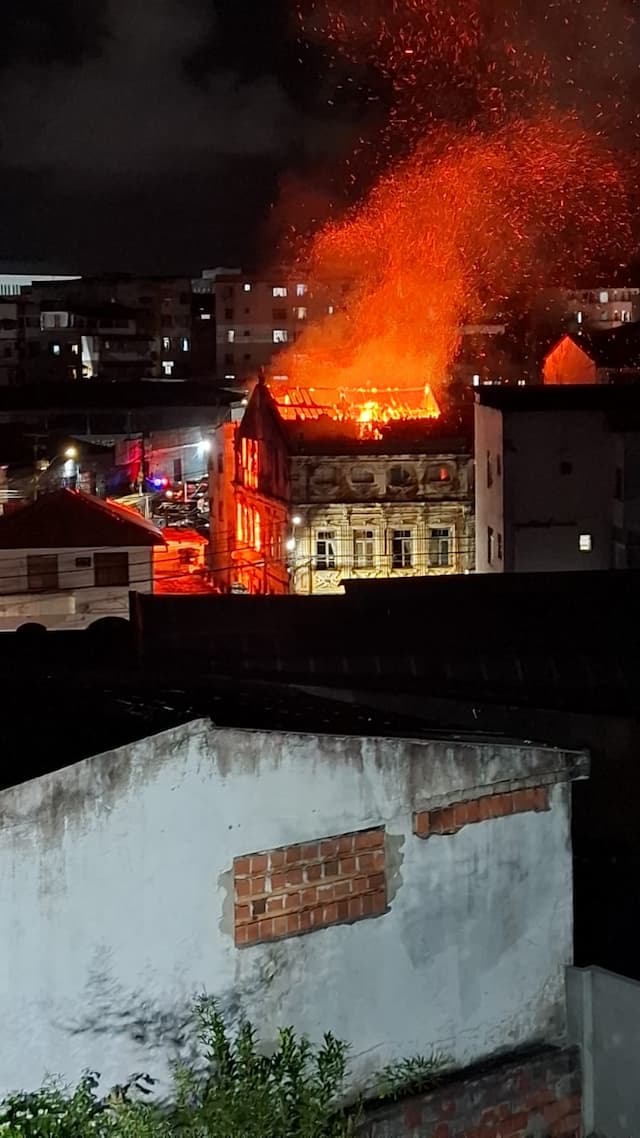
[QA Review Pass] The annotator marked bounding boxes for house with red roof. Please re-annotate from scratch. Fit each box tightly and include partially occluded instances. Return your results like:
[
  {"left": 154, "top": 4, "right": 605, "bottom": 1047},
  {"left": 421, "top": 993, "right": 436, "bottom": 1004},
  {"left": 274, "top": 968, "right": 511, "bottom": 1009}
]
[{"left": 0, "top": 489, "right": 165, "bottom": 631}]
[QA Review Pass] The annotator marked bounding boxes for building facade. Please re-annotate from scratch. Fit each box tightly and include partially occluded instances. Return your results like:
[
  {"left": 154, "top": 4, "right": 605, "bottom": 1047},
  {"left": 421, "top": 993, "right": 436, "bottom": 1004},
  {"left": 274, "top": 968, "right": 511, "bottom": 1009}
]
[
  {"left": 0, "top": 275, "right": 219, "bottom": 385},
  {"left": 0, "top": 488, "right": 164, "bottom": 629},
  {"left": 0, "top": 714, "right": 586, "bottom": 1095},
  {"left": 210, "top": 383, "right": 474, "bottom": 594},
  {"left": 199, "top": 268, "right": 347, "bottom": 386},
  {"left": 475, "top": 386, "right": 640, "bottom": 573}
]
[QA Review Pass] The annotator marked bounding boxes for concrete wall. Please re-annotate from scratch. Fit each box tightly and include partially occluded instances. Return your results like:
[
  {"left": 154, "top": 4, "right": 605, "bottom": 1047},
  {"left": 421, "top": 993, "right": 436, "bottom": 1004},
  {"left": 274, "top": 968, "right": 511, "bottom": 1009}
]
[
  {"left": 0, "top": 722, "right": 583, "bottom": 1095},
  {"left": 474, "top": 405, "right": 505, "bottom": 572},
  {"left": 0, "top": 546, "right": 153, "bottom": 630},
  {"left": 567, "top": 965, "right": 640, "bottom": 1138}
]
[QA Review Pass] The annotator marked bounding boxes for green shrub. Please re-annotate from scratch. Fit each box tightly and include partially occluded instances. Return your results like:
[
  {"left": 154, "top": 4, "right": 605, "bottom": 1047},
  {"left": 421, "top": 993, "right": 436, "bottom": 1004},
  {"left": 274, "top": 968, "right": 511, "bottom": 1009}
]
[{"left": 0, "top": 999, "right": 355, "bottom": 1138}]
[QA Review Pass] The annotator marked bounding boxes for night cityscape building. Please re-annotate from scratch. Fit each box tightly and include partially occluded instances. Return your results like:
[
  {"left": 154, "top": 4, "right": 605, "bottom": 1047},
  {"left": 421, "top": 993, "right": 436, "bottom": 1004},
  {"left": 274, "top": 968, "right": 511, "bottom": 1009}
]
[
  {"left": 475, "top": 385, "right": 640, "bottom": 573},
  {"left": 209, "top": 378, "right": 474, "bottom": 594}
]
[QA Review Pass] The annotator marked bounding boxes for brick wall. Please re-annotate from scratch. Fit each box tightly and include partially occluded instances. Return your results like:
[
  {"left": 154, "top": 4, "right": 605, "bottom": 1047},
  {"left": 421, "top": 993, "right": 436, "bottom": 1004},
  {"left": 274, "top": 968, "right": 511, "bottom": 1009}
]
[
  {"left": 360, "top": 1046, "right": 581, "bottom": 1138},
  {"left": 414, "top": 787, "right": 550, "bottom": 839},
  {"left": 234, "top": 827, "right": 387, "bottom": 946}
]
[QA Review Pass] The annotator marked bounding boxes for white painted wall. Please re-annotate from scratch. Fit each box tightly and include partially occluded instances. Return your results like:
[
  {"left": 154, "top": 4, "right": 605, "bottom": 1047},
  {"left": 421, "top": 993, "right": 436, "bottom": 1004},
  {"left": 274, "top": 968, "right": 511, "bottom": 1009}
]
[
  {"left": 0, "top": 546, "right": 153, "bottom": 630},
  {"left": 474, "top": 404, "right": 505, "bottom": 571},
  {"left": 0, "top": 723, "right": 582, "bottom": 1096}
]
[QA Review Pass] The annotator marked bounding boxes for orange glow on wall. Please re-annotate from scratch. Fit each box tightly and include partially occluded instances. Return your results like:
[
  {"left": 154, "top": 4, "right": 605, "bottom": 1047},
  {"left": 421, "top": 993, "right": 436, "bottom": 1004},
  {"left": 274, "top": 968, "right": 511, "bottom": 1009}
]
[{"left": 240, "top": 437, "right": 260, "bottom": 488}]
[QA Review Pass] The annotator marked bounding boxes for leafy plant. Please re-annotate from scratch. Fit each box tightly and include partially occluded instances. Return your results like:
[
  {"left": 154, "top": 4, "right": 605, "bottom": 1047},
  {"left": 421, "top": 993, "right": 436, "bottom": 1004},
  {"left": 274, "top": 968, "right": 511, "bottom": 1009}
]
[
  {"left": 0, "top": 999, "right": 356, "bottom": 1138},
  {"left": 170, "top": 996, "right": 355, "bottom": 1137},
  {"left": 372, "top": 1053, "right": 448, "bottom": 1102}
]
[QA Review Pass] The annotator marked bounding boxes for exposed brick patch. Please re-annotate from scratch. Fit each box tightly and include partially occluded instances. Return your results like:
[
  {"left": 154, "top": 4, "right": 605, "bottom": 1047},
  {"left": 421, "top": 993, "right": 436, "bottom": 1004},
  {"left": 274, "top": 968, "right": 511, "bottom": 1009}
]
[
  {"left": 234, "top": 827, "right": 386, "bottom": 947},
  {"left": 413, "top": 787, "right": 550, "bottom": 839},
  {"left": 360, "top": 1047, "right": 581, "bottom": 1138}
]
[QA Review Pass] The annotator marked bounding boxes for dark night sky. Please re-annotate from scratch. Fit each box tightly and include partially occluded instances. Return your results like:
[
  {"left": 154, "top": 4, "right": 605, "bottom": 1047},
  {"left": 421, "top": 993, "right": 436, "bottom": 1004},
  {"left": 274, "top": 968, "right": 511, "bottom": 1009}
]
[
  {"left": 3, "top": 1, "right": 640, "bottom": 277},
  {"left": 0, "top": 0, "right": 342, "bottom": 274}
]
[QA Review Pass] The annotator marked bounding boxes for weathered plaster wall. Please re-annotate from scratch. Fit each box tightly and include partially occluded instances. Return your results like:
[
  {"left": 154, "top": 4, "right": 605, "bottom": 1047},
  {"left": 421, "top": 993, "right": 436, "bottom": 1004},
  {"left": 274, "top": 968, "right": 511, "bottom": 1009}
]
[{"left": 0, "top": 723, "right": 582, "bottom": 1095}]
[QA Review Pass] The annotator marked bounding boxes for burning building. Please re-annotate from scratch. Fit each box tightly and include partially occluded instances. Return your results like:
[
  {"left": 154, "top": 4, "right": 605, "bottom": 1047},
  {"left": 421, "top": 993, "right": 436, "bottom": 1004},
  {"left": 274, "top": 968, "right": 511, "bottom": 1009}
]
[{"left": 210, "top": 377, "right": 474, "bottom": 595}]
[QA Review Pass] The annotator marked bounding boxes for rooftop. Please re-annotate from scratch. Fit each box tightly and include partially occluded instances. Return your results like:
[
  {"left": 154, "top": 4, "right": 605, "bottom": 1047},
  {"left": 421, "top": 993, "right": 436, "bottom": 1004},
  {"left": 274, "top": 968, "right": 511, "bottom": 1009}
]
[
  {"left": 476, "top": 383, "right": 640, "bottom": 414},
  {"left": 0, "top": 673, "right": 479, "bottom": 793},
  {"left": 0, "top": 489, "right": 165, "bottom": 550}
]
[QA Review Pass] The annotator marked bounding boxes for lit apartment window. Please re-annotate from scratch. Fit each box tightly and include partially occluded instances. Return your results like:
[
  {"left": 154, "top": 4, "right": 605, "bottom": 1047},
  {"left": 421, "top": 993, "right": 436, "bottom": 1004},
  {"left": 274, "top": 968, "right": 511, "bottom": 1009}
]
[
  {"left": 579, "top": 533, "right": 592, "bottom": 552},
  {"left": 162, "top": 361, "right": 174, "bottom": 376},
  {"left": 391, "top": 529, "right": 413, "bottom": 569},
  {"left": 429, "top": 527, "right": 451, "bottom": 568},
  {"left": 227, "top": 329, "right": 235, "bottom": 343},
  {"left": 316, "top": 530, "right": 337, "bottom": 570},
  {"left": 181, "top": 337, "right": 190, "bottom": 352},
  {"left": 353, "top": 528, "right": 375, "bottom": 568},
  {"left": 243, "top": 283, "right": 252, "bottom": 292},
  {"left": 51, "top": 343, "right": 61, "bottom": 356},
  {"left": 296, "top": 307, "right": 308, "bottom": 320},
  {"left": 162, "top": 336, "right": 171, "bottom": 350},
  {"left": 200, "top": 312, "right": 211, "bottom": 320},
  {"left": 576, "top": 311, "right": 583, "bottom": 324},
  {"left": 599, "top": 291, "right": 609, "bottom": 303},
  {"left": 296, "top": 284, "right": 307, "bottom": 296},
  {"left": 273, "top": 329, "right": 289, "bottom": 344},
  {"left": 273, "top": 286, "right": 288, "bottom": 297},
  {"left": 328, "top": 305, "right": 335, "bottom": 315}
]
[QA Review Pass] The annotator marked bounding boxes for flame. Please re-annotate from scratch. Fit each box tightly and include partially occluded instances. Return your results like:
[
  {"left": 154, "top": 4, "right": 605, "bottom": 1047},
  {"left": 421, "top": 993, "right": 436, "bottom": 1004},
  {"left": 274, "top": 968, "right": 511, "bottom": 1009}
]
[{"left": 264, "top": 3, "right": 633, "bottom": 434}]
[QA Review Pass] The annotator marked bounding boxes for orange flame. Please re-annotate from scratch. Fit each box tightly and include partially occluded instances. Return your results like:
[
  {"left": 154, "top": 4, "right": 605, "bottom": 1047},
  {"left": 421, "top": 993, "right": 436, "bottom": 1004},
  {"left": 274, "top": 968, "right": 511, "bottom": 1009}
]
[{"left": 268, "top": 116, "right": 631, "bottom": 426}]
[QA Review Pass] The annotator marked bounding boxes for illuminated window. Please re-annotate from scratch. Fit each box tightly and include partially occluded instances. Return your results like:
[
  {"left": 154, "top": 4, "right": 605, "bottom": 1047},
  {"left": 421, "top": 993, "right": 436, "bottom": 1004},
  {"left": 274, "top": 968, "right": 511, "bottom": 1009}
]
[
  {"left": 273, "top": 286, "right": 287, "bottom": 297},
  {"left": 316, "top": 530, "right": 337, "bottom": 570},
  {"left": 579, "top": 533, "right": 592, "bottom": 552},
  {"left": 162, "top": 361, "right": 174, "bottom": 376},
  {"left": 243, "top": 283, "right": 252, "bottom": 292},
  {"left": 181, "top": 337, "right": 190, "bottom": 352},
  {"left": 236, "top": 502, "right": 243, "bottom": 541},
  {"left": 162, "top": 336, "right": 171, "bottom": 350},
  {"left": 576, "top": 312, "right": 583, "bottom": 324},
  {"left": 51, "top": 343, "right": 61, "bottom": 356},
  {"left": 227, "top": 329, "right": 235, "bottom": 343},
  {"left": 391, "top": 529, "right": 413, "bottom": 569},
  {"left": 429, "top": 528, "right": 451, "bottom": 568},
  {"left": 71, "top": 344, "right": 79, "bottom": 355},
  {"left": 353, "top": 528, "right": 375, "bottom": 568},
  {"left": 599, "top": 291, "right": 609, "bottom": 303},
  {"left": 296, "top": 307, "right": 308, "bottom": 320},
  {"left": 427, "top": 464, "right": 451, "bottom": 484},
  {"left": 273, "top": 329, "right": 289, "bottom": 344},
  {"left": 200, "top": 312, "right": 211, "bottom": 320},
  {"left": 328, "top": 305, "right": 335, "bottom": 315},
  {"left": 296, "top": 284, "right": 307, "bottom": 296},
  {"left": 254, "top": 511, "right": 261, "bottom": 552}
]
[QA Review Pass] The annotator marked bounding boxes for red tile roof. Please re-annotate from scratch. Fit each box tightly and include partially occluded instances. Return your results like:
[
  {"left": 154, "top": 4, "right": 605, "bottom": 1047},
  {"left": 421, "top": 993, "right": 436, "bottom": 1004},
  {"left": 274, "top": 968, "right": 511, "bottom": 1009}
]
[{"left": 0, "top": 489, "right": 165, "bottom": 550}]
